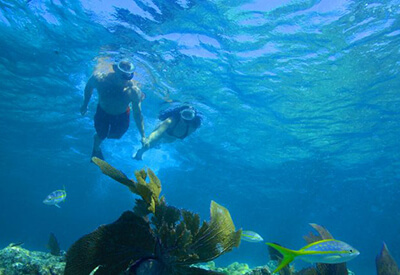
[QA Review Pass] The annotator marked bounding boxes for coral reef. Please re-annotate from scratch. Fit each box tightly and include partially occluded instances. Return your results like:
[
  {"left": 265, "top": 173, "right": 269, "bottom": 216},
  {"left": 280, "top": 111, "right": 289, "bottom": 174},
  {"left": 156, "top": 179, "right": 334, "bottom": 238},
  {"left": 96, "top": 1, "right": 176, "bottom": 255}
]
[
  {"left": 198, "top": 261, "right": 253, "bottom": 274},
  {"left": 0, "top": 243, "right": 65, "bottom": 275},
  {"left": 376, "top": 242, "right": 400, "bottom": 275},
  {"left": 0, "top": 243, "right": 361, "bottom": 275},
  {"left": 198, "top": 260, "right": 356, "bottom": 275},
  {"left": 65, "top": 158, "right": 242, "bottom": 275},
  {"left": 248, "top": 267, "right": 272, "bottom": 275}
]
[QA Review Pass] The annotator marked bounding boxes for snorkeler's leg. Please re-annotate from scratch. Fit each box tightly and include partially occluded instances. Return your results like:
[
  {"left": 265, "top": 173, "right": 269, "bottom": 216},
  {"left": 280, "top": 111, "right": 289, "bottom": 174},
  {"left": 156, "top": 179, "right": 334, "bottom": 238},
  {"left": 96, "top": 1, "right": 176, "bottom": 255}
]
[
  {"left": 132, "top": 137, "right": 154, "bottom": 160},
  {"left": 133, "top": 146, "right": 147, "bottom": 160},
  {"left": 92, "top": 105, "right": 110, "bottom": 161},
  {"left": 91, "top": 134, "right": 104, "bottom": 160}
]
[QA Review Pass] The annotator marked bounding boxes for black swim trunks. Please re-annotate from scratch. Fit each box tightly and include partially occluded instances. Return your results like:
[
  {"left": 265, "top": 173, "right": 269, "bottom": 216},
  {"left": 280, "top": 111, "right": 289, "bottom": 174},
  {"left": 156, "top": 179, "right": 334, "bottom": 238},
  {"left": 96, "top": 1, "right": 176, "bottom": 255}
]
[{"left": 94, "top": 105, "right": 130, "bottom": 140}]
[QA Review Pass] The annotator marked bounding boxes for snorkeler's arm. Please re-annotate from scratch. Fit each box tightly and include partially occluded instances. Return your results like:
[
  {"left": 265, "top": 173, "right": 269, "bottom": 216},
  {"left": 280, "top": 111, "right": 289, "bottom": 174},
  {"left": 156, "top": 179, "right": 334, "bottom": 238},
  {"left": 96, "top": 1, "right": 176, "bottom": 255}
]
[
  {"left": 131, "top": 90, "right": 146, "bottom": 141},
  {"left": 80, "top": 76, "right": 96, "bottom": 115},
  {"left": 132, "top": 118, "right": 173, "bottom": 160},
  {"left": 145, "top": 118, "right": 173, "bottom": 148}
]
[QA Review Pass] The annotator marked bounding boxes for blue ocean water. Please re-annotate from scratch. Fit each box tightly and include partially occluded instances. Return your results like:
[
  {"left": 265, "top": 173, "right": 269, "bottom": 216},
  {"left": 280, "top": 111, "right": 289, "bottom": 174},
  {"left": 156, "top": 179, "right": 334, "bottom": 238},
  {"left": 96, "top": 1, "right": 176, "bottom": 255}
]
[{"left": 0, "top": 0, "right": 399, "bottom": 274}]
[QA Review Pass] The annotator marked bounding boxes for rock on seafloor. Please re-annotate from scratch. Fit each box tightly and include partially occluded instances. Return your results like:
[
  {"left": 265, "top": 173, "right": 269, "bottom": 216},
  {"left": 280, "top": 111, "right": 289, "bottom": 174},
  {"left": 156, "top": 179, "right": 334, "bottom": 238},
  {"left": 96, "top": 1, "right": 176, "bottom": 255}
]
[{"left": 0, "top": 244, "right": 65, "bottom": 275}]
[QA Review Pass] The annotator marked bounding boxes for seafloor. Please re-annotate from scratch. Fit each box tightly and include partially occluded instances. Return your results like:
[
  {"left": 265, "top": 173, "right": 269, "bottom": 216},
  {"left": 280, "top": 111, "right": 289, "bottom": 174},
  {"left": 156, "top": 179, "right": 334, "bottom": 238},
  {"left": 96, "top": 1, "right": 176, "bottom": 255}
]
[
  {"left": 0, "top": 244, "right": 65, "bottom": 275},
  {"left": 0, "top": 243, "right": 357, "bottom": 275}
]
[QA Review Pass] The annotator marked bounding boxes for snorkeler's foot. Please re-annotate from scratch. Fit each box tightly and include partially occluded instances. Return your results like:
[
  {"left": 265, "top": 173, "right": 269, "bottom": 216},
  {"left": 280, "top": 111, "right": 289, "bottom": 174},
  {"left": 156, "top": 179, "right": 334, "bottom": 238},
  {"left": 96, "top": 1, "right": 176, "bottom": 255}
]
[
  {"left": 91, "top": 147, "right": 104, "bottom": 161},
  {"left": 132, "top": 149, "right": 143, "bottom": 161}
]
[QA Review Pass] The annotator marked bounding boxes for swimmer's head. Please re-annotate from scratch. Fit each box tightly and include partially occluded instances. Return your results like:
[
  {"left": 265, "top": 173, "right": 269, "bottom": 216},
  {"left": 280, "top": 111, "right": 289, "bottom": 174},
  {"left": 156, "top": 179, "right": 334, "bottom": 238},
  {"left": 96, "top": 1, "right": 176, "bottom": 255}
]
[
  {"left": 116, "top": 60, "right": 135, "bottom": 80},
  {"left": 180, "top": 106, "right": 196, "bottom": 121}
]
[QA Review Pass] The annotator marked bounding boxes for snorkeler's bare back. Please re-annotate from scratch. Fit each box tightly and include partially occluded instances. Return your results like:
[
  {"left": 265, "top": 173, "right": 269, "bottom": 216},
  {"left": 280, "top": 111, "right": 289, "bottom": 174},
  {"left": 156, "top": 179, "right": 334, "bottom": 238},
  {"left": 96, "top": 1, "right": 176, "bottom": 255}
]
[{"left": 94, "top": 73, "right": 140, "bottom": 115}]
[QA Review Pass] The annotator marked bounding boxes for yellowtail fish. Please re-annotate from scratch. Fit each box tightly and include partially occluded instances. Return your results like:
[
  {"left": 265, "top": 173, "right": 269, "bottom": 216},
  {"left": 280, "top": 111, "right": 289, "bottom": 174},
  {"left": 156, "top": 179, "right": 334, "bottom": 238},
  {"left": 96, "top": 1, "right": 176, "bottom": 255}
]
[
  {"left": 241, "top": 230, "right": 264, "bottom": 243},
  {"left": 43, "top": 187, "right": 67, "bottom": 208},
  {"left": 267, "top": 239, "right": 359, "bottom": 273}
]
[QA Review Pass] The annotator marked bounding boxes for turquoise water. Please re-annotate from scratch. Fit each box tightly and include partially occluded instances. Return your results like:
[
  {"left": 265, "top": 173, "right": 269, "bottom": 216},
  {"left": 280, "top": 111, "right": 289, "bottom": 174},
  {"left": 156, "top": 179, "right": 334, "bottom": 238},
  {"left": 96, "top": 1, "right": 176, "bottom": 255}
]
[{"left": 1, "top": 0, "right": 399, "bottom": 274}]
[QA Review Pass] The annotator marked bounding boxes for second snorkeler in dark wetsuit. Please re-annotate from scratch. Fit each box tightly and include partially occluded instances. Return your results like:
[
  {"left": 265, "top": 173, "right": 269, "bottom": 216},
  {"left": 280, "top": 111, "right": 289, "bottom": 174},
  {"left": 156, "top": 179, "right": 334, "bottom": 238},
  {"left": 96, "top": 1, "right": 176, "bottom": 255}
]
[{"left": 133, "top": 104, "right": 202, "bottom": 160}]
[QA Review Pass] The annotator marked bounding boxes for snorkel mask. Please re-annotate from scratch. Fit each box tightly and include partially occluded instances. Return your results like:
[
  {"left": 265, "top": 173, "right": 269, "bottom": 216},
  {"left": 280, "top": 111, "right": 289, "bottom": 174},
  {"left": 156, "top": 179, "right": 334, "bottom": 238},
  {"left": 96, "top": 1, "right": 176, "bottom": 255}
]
[
  {"left": 117, "top": 60, "right": 135, "bottom": 80},
  {"left": 180, "top": 106, "right": 196, "bottom": 121}
]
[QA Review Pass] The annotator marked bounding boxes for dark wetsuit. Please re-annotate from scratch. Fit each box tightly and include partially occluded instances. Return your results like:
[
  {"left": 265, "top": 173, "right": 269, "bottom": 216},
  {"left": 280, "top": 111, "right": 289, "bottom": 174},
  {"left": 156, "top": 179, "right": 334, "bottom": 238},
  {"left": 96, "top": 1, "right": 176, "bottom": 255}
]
[
  {"left": 166, "top": 112, "right": 202, "bottom": 139},
  {"left": 167, "top": 119, "right": 192, "bottom": 139},
  {"left": 159, "top": 105, "right": 202, "bottom": 139},
  {"left": 94, "top": 105, "right": 130, "bottom": 140}
]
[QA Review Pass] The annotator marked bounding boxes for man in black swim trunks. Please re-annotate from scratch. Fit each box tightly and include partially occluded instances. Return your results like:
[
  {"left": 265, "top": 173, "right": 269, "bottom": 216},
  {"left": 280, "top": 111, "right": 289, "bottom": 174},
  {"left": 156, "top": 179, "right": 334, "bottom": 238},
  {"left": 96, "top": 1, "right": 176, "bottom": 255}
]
[
  {"left": 133, "top": 104, "right": 201, "bottom": 160},
  {"left": 80, "top": 60, "right": 146, "bottom": 160}
]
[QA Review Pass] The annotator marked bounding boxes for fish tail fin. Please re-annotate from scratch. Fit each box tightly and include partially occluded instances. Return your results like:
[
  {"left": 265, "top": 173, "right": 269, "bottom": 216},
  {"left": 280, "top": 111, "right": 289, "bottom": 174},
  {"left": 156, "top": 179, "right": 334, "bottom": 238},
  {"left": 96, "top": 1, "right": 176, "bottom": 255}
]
[{"left": 266, "top": 242, "right": 298, "bottom": 274}]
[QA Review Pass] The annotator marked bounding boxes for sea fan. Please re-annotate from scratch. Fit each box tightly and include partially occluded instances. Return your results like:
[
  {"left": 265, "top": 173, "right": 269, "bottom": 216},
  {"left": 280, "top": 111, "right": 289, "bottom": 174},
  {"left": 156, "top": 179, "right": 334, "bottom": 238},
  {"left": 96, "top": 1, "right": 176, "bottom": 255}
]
[{"left": 64, "top": 158, "right": 241, "bottom": 275}]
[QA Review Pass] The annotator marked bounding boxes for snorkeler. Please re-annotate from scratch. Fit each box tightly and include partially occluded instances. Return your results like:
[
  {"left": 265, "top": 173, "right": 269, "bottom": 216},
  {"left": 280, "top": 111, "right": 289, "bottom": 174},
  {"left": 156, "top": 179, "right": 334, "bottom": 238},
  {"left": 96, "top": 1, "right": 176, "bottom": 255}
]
[
  {"left": 80, "top": 60, "right": 146, "bottom": 160},
  {"left": 133, "top": 104, "right": 202, "bottom": 160}
]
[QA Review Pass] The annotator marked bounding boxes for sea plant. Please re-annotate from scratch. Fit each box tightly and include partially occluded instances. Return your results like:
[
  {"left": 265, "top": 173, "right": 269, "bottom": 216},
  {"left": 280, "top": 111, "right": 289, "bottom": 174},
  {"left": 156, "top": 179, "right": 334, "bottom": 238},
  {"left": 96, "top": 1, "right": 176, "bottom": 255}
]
[
  {"left": 46, "top": 233, "right": 61, "bottom": 256},
  {"left": 64, "top": 157, "right": 241, "bottom": 275},
  {"left": 376, "top": 242, "right": 400, "bottom": 275}
]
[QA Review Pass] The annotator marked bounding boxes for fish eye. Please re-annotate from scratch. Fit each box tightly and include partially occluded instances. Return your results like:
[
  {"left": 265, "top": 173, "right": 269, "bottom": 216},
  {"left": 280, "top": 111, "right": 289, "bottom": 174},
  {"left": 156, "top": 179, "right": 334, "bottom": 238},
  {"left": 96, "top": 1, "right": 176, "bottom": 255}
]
[{"left": 349, "top": 249, "right": 353, "bottom": 253}]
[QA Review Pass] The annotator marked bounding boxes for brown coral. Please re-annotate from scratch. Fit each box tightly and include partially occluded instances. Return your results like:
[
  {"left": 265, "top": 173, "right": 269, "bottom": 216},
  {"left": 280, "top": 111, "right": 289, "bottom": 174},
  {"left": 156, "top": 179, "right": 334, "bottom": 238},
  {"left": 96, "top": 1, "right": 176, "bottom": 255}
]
[
  {"left": 65, "top": 158, "right": 241, "bottom": 275},
  {"left": 376, "top": 242, "right": 400, "bottom": 275},
  {"left": 46, "top": 233, "right": 60, "bottom": 256},
  {"left": 65, "top": 211, "right": 155, "bottom": 275}
]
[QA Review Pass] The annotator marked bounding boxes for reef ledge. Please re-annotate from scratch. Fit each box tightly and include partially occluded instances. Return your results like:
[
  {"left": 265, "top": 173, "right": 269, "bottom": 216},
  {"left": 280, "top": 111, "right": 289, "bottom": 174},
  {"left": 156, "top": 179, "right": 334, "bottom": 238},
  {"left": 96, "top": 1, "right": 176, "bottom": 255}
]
[{"left": 0, "top": 244, "right": 65, "bottom": 275}]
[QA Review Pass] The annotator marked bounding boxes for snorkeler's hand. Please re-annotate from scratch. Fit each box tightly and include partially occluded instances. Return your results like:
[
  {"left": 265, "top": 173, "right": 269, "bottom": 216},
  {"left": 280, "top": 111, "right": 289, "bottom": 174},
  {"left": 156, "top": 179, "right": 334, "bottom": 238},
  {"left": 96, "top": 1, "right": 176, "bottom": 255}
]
[
  {"left": 141, "top": 136, "right": 147, "bottom": 146},
  {"left": 132, "top": 148, "right": 144, "bottom": 161},
  {"left": 80, "top": 105, "right": 88, "bottom": 116}
]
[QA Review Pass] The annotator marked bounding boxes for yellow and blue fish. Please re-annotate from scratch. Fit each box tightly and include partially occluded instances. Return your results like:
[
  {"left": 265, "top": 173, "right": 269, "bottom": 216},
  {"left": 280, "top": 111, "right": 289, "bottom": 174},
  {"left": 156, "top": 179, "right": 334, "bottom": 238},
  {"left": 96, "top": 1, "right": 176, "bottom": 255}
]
[
  {"left": 267, "top": 239, "right": 360, "bottom": 273},
  {"left": 43, "top": 187, "right": 67, "bottom": 208},
  {"left": 241, "top": 230, "right": 264, "bottom": 243}
]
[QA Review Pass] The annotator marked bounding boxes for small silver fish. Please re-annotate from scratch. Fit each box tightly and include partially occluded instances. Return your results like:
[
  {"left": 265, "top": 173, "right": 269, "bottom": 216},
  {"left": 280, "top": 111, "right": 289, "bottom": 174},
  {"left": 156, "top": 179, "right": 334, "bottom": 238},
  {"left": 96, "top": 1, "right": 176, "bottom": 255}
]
[
  {"left": 43, "top": 187, "right": 67, "bottom": 208},
  {"left": 241, "top": 230, "right": 264, "bottom": 243},
  {"left": 8, "top": 242, "right": 24, "bottom": 248}
]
